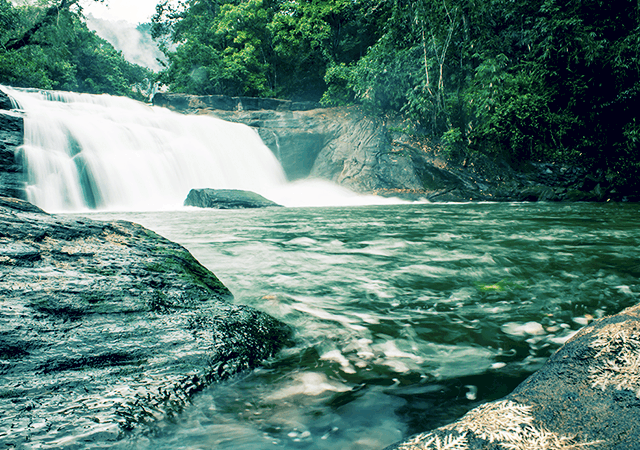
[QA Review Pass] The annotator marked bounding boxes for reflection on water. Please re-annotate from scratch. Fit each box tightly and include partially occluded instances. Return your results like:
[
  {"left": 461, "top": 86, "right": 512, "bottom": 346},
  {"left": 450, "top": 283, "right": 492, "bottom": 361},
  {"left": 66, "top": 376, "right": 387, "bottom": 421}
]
[{"left": 71, "top": 202, "right": 640, "bottom": 449}]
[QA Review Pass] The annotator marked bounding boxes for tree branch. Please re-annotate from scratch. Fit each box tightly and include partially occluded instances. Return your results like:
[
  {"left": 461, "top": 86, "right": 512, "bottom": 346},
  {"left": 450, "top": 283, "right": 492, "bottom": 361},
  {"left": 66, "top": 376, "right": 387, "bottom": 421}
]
[{"left": 5, "top": 0, "right": 81, "bottom": 51}]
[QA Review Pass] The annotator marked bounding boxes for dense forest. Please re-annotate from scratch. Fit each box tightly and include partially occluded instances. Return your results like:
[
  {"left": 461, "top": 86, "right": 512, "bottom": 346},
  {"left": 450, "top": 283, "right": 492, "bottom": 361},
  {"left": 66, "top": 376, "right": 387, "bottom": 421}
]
[
  {"left": 1, "top": 0, "right": 639, "bottom": 194},
  {"left": 0, "top": 0, "right": 153, "bottom": 99},
  {"left": 150, "top": 0, "right": 639, "bottom": 193}
]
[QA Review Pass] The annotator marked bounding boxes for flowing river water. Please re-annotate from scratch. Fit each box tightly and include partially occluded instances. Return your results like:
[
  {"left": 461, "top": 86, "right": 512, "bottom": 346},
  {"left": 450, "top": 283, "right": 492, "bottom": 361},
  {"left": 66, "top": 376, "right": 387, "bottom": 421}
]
[{"left": 67, "top": 201, "right": 640, "bottom": 450}]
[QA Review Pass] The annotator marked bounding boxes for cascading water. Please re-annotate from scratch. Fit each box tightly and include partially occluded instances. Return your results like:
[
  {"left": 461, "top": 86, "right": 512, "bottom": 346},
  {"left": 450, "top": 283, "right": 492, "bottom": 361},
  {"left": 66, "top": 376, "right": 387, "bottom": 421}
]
[{"left": 1, "top": 86, "right": 288, "bottom": 212}]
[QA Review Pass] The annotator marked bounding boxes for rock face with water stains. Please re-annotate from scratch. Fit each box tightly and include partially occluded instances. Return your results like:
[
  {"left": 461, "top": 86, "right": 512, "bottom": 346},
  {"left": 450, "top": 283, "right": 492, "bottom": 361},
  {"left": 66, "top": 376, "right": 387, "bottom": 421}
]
[
  {"left": 0, "top": 90, "right": 24, "bottom": 200},
  {"left": 184, "top": 188, "right": 282, "bottom": 209},
  {"left": 0, "top": 197, "right": 291, "bottom": 448},
  {"left": 153, "top": 93, "right": 481, "bottom": 201},
  {"left": 153, "top": 93, "right": 634, "bottom": 202},
  {"left": 384, "top": 303, "right": 640, "bottom": 450}
]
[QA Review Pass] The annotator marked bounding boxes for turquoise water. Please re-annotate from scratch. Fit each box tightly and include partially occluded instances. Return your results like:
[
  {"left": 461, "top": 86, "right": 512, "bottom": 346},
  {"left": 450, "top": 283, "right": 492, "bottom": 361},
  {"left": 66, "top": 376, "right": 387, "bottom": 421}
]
[{"left": 73, "top": 202, "right": 640, "bottom": 449}]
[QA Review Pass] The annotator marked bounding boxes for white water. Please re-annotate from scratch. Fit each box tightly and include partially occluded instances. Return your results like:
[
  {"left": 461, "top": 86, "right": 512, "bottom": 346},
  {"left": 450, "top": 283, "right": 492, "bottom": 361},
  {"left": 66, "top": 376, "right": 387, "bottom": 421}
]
[
  {"left": 2, "top": 86, "right": 288, "bottom": 211},
  {"left": 1, "top": 87, "right": 402, "bottom": 212}
]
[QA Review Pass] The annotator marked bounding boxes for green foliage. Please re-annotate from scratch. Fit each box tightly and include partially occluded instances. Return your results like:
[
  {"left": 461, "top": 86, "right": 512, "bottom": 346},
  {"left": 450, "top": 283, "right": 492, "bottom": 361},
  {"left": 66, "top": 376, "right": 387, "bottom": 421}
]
[
  {"left": 3, "top": 0, "right": 639, "bottom": 193},
  {"left": 152, "top": 0, "right": 385, "bottom": 100},
  {"left": 320, "top": 62, "right": 353, "bottom": 106},
  {"left": 0, "top": 0, "right": 153, "bottom": 100}
]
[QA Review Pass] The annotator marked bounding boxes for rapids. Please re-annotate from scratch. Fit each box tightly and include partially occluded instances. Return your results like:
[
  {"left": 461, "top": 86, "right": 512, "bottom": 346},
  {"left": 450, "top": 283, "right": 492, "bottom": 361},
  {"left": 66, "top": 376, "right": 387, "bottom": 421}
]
[{"left": 68, "top": 202, "right": 640, "bottom": 449}]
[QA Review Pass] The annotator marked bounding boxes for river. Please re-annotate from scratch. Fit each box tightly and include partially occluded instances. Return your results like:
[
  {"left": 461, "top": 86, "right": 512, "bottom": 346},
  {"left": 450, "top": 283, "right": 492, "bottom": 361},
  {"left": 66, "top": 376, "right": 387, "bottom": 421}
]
[{"left": 67, "top": 201, "right": 640, "bottom": 449}]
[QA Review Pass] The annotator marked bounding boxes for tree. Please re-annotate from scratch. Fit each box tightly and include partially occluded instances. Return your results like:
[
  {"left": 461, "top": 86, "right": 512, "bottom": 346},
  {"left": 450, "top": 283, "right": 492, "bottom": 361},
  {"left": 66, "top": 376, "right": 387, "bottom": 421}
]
[
  {"left": 4, "top": 0, "right": 102, "bottom": 51},
  {"left": 151, "top": 0, "right": 385, "bottom": 100},
  {"left": 0, "top": 0, "right": 153, "bottom": 99}
]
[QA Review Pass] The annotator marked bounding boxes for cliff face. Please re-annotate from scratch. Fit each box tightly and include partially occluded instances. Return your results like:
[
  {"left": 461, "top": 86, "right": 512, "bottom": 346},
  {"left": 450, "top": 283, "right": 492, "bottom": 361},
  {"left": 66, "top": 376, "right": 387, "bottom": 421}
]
[
  {"left": 0, "top": 90, "right": 25, "bottom": 200},
  {"left": 153, "top": 93, "right": 486, "bottom": 201},
  {"left": 154, "top": 93, "right": 623, "bottom": 202},
  {"left": 0, "top": 89, "right": 623, "bottom": 204}
]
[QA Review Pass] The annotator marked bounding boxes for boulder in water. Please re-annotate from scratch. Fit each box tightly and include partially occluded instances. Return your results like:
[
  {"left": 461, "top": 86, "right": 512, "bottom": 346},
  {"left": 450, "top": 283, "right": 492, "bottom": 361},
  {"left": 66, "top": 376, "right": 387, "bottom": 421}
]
[
  {"left": 0, "top": 197, "right": 291, "bottom": 447},
  {"left": 184, "top": 188, "right": 282, "bottom": 209}
]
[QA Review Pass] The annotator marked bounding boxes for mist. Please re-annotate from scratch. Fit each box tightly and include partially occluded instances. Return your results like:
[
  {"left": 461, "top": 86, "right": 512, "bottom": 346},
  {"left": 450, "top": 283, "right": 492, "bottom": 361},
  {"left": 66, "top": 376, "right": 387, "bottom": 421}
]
[{"left": 85, "top": 15, "right": 165, "bottom": 72}]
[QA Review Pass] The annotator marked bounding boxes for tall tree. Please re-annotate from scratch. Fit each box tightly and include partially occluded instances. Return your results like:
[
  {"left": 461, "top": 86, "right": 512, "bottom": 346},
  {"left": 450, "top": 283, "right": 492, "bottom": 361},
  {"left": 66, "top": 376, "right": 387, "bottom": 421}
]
[
  {"left": 5, "top": 0, "right": 102, "bottom": 50},
  {"left": 0, "top": 0, "right": 152, "bottom": 99}
]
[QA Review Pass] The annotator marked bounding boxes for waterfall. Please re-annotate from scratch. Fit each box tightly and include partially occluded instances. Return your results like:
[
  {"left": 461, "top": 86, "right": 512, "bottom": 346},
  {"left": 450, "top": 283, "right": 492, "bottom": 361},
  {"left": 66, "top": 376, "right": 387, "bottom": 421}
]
[{"left": 1, "top": 86, "right": 287, "bottom": 212}]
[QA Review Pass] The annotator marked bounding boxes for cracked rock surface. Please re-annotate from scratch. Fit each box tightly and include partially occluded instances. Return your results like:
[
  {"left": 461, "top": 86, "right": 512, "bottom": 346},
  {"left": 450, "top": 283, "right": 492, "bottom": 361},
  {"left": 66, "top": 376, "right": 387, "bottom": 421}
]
[{"left": 0, "top": 197, "right": 290, "bottom": 448}]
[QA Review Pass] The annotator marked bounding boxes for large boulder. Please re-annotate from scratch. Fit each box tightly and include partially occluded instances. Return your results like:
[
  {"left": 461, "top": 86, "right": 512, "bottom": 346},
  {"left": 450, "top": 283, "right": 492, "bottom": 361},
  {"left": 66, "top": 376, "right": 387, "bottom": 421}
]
[
  {"left": 385, "top": 302, "right": 640, "bottom": 450},
  {"left": 184, "top": 188, "right": 282, "bottom": 209},
  {"left": 0, "top": 197, "right": 290, "bottom": 448}
]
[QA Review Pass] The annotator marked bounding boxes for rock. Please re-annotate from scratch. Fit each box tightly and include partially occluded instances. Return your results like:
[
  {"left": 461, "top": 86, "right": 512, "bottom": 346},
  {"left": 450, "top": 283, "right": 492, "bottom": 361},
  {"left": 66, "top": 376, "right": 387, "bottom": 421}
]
[
  {"left": 184, "top": 188, "right": 282, "bottom": 209},
  {"left": 0, "top": 197, "right": 291, "bottom": 447},
  {"left": 0, "top": 89, "right": 13, "bottom": 111},
  {"left": 0, "top": 109, "right": 25, "bottom": 200},
  {"left": 154, "top": 93, "right": 640, "bottom": 203},
  {"left": 153, "top": 92, "right": 317, "bottom": 113},
  {"left": 385, "top": 303, "right": 640, "bottom": 450},
  {"left": 2, "top": 89, "right": 628, "bottom": 205},
  {"left": 153, "top": 94, "right": 532, "bottom": 202}
]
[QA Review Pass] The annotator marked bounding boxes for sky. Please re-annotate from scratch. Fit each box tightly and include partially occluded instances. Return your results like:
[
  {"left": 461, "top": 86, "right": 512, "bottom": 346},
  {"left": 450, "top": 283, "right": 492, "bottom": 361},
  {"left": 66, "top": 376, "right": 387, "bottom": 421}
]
[{"left": 82, "top": 0, "right": 160, "bottom": 24}]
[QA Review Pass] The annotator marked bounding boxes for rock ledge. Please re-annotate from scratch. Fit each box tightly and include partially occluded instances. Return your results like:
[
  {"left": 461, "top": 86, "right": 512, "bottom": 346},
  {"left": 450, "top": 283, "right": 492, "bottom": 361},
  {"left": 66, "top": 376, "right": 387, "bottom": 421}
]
[{"left": 0, "top": 197, "right": 290, "bottom": 448}]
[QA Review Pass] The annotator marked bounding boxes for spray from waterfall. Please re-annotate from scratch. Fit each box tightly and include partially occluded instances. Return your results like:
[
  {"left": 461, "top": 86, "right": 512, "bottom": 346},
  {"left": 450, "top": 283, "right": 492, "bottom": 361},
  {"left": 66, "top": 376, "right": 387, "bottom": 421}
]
[
  {"left": 1, "top": 86, "right": 406, "bottom": 211},
  {"left": 2, "top": 86, "right": 290, "bottom": 212}
]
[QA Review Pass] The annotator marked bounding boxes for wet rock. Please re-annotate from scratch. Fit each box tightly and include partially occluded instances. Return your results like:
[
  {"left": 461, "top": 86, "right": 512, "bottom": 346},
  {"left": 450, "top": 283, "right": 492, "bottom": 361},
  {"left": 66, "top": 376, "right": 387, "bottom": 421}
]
[
  {"left": 0, "top": 107, "right": 25, "bottom": 200},
  {"left": 157, "top": 94, "right": 479, "bottom": 201},
  {"left": 158, "top": 93, "right": 640, "bottom": 202},
  {"left": 0, "top": 197, "right": 291, "bottom": 448},
  {"left": 385, "top": 303, "right": 640, "bottom": 450},
  {"left": 184, "top": 188, "right": 282, "bottom": 209},
  {"left": 0, "top": 90, "right": 13, "bottom": 111},
  {"left": 153, "top": 92, "right": 317, "bottom": 113}
]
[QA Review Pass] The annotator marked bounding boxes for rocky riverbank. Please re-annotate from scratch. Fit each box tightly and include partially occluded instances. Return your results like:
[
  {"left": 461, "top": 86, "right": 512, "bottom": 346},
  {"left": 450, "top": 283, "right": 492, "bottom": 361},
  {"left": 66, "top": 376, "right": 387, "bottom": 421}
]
[
  {"left": 0, "top": 197, "right": 291, "bottom": 448},
  {"left": 153, "top": 93, "right": 631, "bottom": 203},
  {"left": 0, "top": 88, "right": 632, "bottom": 203}
]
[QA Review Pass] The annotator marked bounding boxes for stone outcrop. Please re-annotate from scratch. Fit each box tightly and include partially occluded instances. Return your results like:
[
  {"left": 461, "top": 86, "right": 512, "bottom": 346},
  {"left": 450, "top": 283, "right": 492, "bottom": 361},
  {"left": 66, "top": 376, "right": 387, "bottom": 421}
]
[
  {"left": 184, "top": 188, "right": 282, "bottom": 209},
  {"left": 385, "top": 303, "right": 640, "bottom": 450},
  {"left": 154, "top": 93, "right": 480, "bottom": 201},
  {"left": 0, "top": 197, "right": 291, "bottom": 448},
  {"left": 0, "top": 87, "right": 630, "bottom": 203},
  {"left": 0, "top": 89, "right": 25, "bottom": 200},
  {"left": 153, "top": 92, "right": 318, "bottom": 113},
  {"left": 154, "top": 93, "right": 629, "bottom": 202}
]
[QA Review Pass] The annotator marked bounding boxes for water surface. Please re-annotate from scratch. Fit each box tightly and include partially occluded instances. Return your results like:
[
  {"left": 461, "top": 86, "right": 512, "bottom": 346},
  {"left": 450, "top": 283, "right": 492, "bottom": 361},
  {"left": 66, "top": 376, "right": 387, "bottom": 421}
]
[{"left": 71, "top": 202, "right": 640, "bottom": 449}]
